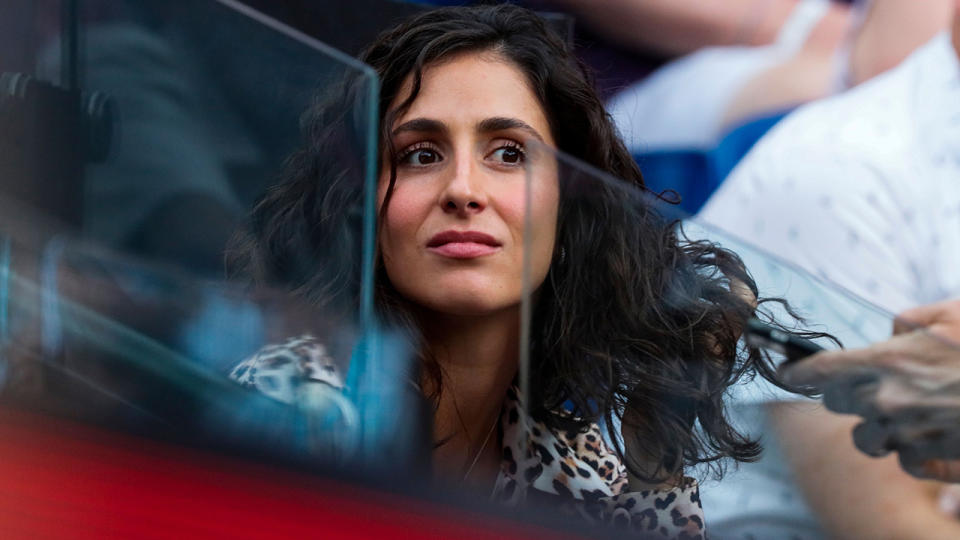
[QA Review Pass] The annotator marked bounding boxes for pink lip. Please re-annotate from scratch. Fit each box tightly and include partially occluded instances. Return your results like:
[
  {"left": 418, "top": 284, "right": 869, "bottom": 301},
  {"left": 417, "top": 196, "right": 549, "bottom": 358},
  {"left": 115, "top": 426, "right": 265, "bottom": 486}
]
[{"left": 427, "top": 230, "right": 502, "bottom": 259}]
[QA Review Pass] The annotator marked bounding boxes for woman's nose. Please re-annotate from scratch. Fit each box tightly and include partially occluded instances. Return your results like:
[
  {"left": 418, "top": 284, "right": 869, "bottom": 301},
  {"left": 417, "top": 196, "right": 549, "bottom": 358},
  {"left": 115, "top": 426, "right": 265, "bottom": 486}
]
[
  {"left": 440, "top": 161, "right": 488, "bottom": 215},
  {"left": 443, "top": 199, "right": 483, "bottom": 213}
]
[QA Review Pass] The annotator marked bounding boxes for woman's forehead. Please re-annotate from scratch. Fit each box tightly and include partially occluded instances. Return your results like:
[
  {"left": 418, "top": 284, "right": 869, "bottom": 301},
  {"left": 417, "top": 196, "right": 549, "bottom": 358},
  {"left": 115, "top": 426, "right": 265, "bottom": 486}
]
[{"left": 388, "top": 52, "right": 551, "bottom": 141}]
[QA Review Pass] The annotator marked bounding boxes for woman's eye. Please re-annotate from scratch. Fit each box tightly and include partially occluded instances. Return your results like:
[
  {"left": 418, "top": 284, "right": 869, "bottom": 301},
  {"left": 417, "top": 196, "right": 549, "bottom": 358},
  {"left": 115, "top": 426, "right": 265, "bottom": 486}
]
[
  {"left": 491, "top": 145, "right": 524, "bottom": 164},
  {"left": 401, "top": 148, "right": 442, "bottom": 166}
]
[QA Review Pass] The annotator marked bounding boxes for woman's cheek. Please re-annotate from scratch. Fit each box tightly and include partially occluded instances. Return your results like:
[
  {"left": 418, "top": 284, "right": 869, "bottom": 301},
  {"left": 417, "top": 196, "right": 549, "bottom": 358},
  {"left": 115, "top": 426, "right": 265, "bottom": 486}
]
[
  {"left": 498, "top": 181, "right": 557, "bottom": 247},
  {"left": 487, "top": 183, "right": 527, "bottom": 233},
  {"left": 382, "top": 185, "right": 431, "bottom": 243}
]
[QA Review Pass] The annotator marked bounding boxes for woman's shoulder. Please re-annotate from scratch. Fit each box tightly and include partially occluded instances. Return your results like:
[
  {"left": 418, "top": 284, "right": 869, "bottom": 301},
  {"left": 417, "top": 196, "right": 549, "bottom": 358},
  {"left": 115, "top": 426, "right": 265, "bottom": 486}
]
[
  {"left": 229, "top": 335, "right": 343, "bottom": 404},
  {"left": 500, "top": 390, "right": 629, "bottom": 498},
  {"left": 502, "top": 393, "right": 704, "bottom": 536},
  {"left": 556, "top": 423, "right": 704, "bottom": 535},
  {"left": 557, "top": 424, "right": 704, "bottom": 535}
]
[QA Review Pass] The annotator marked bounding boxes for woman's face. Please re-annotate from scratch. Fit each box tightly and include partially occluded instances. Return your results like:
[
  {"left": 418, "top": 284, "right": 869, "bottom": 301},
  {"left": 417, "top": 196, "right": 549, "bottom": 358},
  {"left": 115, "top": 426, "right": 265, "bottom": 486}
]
[{"left": 378, "top": 52, "right": 558, "bottom": 317}]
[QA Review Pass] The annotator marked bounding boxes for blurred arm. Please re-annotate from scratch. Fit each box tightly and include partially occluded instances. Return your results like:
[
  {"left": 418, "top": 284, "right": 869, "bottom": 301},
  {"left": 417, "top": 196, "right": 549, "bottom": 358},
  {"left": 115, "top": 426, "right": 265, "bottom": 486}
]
[
  {"left": 721, "top": 3, "right": 851, "bottom": 129},
  {"left": 770, "top": 402, "right": 960, "bottom": 539},
  {"left": 846, "top": 0, "right": 952, "bottom": 86},
  {"left": 548, "top": 0, "right": 800, "bottom": 56}
]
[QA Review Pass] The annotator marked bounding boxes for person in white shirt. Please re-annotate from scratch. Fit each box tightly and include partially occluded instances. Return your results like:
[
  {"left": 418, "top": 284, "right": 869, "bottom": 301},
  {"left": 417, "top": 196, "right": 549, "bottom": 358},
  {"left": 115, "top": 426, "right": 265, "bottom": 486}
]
[
  {"left": 696, "top": 2, "right": 960, "bottom": 538},
  {"left": 701, "top": 25, "right": 960, "bottom": 314}
]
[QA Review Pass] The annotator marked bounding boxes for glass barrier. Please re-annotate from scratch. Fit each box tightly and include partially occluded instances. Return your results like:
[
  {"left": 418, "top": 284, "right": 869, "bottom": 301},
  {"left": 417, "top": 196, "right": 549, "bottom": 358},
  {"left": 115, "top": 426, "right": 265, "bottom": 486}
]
[
  {"left": 0, "top": 236, "right": 425, "bottom": 469},
  {"left": 0, "top": 0, "right": 423, "bottom": 475},
  {"left": 521, "top": 140, "right": 960, "bottom": 538},
  {"left": 1, "top": 238, "right": 303, "bottom": 447},
  {"left": 4, "top": 0, "right": 380, "bottom": 283}
]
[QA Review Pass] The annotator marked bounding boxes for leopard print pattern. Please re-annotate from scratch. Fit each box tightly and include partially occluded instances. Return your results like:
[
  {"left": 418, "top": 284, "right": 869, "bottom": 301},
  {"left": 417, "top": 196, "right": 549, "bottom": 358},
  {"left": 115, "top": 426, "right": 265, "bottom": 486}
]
[
  {"left": 229, "top": 335, "right": 342, "bottom": 405},
  {"left": 230, "top": 337, "right": 705, "bottom": 539},
  {"left": 494, "top": 386, "right": 705, "bottom": 538}
]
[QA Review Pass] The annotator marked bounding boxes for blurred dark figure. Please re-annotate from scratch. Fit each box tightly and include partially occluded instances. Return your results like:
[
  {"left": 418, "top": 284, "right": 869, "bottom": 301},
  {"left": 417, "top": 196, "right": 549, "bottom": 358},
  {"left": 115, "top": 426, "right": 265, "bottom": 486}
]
[{"left": 5, "top": 0, "right": 431, "bottom": 278}]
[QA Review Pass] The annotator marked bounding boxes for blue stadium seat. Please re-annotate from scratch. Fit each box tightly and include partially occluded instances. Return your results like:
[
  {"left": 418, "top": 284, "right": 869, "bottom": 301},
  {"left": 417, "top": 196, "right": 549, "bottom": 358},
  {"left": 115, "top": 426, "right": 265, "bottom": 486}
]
[{"left": 633, "top": 111, "right": 789, "bottom": 214}]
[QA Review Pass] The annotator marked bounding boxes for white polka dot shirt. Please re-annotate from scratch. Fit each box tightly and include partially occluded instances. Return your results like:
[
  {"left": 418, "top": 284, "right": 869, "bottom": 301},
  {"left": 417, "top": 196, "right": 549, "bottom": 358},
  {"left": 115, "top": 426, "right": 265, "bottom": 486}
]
[{"left": 700, "top": 32, "right": 960, "bottom": 315}]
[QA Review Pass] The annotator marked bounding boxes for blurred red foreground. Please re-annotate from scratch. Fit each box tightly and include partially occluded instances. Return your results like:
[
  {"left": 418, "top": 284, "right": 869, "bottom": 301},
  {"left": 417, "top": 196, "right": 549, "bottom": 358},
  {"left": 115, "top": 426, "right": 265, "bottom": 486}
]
[{"left": 0, "top": 407, "right": 581, "bottom": 539}]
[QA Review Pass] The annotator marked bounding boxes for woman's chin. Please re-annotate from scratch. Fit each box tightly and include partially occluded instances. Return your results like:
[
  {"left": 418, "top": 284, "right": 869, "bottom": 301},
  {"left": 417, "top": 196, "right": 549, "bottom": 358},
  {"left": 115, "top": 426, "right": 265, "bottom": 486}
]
[
  {"left": 414, "top": 290, "right": 521, "bottom": 318},
  {"left": 434, "top": 300, "right": 518, "bottom": 318}
]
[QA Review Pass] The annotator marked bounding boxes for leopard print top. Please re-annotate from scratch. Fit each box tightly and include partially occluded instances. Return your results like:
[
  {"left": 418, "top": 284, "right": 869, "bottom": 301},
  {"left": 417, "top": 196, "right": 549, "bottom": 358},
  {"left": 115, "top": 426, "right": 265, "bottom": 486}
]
[{"left": 230, "top": 336, "right": 706, "bottom": 538}]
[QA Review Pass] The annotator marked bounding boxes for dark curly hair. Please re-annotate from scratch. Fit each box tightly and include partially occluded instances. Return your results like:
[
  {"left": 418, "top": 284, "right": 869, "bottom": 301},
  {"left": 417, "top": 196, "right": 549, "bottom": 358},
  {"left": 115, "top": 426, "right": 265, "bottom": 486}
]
[{"left": 229, "top": 4, "right": 817, "bottom": 483}]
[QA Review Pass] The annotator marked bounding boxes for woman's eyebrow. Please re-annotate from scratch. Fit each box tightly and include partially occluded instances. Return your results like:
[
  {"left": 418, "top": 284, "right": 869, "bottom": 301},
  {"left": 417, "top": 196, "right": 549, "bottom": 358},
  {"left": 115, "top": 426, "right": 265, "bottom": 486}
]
[
  {"left": 391, "top": 118, "right": 447, "bottom": 136},
  {"left": 477, "top": 117, "right": 545, "bottom": 143}
]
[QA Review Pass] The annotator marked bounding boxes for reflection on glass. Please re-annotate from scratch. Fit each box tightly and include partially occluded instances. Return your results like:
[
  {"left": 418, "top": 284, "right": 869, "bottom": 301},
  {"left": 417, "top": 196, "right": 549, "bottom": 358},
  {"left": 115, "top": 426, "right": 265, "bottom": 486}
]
[
  {"left": 0, "top": 0, "right": 395, "bottom": 471},
  {"left": 5, "top": 0, "right": 379, "bottom": 283}
]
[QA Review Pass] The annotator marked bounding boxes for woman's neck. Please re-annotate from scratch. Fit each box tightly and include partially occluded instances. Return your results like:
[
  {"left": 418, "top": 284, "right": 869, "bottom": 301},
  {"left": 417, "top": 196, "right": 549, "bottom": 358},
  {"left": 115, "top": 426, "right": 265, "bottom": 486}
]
[{"left": 418, "top": 307, "right": 520, "bottom": 483}]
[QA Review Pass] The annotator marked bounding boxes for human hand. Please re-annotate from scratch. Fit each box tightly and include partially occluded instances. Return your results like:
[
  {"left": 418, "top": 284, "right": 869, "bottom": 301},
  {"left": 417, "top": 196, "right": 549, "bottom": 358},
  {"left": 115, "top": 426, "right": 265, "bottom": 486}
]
[{"left": 782, "top": 300, "right": 960, "bottom": 481}]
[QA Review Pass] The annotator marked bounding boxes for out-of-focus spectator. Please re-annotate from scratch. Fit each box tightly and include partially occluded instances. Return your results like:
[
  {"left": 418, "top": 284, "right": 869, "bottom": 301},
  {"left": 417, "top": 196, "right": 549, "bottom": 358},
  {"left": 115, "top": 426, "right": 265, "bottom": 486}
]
[
  {"left": 44, "top": 24, "right": 247, "bottom": 275},
  {"left": 701, "top": 2, "right": 960, "bottom": 314},
  {"left": 598, "top": 0, "right": 953, "bottom": 215},
  {"left": 27, "top": 0, "right": 428, "bottom": 277},
  {"left": 551, "top": 0, "right": 834, "bottom": 56},
  {"left": 600, "top": 0, "right": 853, "bottom": 213},
  {"left": 784, "top": 300, "right": 960, "bottom": 483},
  {"left": 31, "top": 2, "right": 251, "bottom": 276},
  {"left": 726, "top": 0, "right": 953, "bottom": 120},
  {"left": 608, "top": 0, "right": 951, "bottom": 154},
  {"left": 695, "top": 1, "right": 960, "bottom": 538},
  {"left": 608, "top": 0, "right": 849, "bottom": 152}
]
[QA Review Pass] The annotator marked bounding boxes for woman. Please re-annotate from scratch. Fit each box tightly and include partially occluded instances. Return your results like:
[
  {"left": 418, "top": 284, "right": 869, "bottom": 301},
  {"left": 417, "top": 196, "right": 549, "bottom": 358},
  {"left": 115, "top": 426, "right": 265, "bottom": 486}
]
[{"left": 228, "top": 5, "right": 785, "bottom": 536}]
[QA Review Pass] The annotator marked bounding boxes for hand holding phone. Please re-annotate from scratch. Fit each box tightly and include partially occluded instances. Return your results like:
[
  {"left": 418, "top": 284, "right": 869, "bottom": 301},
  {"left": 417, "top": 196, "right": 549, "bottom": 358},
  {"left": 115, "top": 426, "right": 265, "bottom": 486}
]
[{"left": 745, "top": 318, "right": 824, "bottom": 364}]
